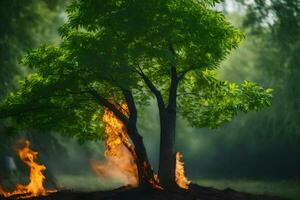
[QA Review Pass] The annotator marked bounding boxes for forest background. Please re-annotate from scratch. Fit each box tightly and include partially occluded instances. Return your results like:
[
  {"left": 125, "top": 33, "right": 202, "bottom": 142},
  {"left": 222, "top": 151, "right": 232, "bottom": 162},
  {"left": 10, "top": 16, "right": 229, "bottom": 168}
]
[{"left": 0, "top": 0, "right": 299, "bottom": 199}]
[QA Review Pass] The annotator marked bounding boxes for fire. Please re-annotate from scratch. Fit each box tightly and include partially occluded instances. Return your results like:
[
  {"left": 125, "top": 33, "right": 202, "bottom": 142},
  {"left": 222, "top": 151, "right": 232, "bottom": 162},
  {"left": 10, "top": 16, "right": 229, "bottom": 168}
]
[
  {"left": 175, "top": 152, "right": 191, "bottom": 189},
  {"left": 91, "top": 103, "right": 138, "bottom": 186},
  {"left": 90, "top": 102, "right": 190, "bottom": 190},
  {"left": 0, "top": 139, "right": 56, "bottom": 198}
]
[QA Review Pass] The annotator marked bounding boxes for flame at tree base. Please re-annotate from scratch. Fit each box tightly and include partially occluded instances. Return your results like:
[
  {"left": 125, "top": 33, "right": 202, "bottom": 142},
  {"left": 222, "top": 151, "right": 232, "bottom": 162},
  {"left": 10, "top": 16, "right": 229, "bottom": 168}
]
[
  {"left": 91, "top": 103, "right": 139, "bottom": 186},
  {"left": 91, "top": 102, "right": 190, "bottom": 190},
  {"left": 91, "top": 103, "right": 161, "bottom": 189},
  {"left": 0, "top": 139, "right": 57, "bottom": 198},
  {"left": 176, "top": 152, "right": 191, "bottom": 189}
]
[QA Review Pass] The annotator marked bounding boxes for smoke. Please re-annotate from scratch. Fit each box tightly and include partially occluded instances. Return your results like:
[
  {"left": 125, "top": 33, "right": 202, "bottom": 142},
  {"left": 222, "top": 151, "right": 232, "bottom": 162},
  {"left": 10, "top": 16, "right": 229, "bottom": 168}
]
[{"left": 91, "top": 145, "right": 138, "bottom": 187}]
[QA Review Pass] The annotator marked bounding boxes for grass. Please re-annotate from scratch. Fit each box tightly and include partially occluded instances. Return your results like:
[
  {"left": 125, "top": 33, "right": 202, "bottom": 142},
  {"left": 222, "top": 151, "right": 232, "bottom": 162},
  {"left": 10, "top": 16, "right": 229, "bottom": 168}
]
[
  {"left": 194, "top": 178, "right": 300, "bottom": 200},
  {"left": 55, "top": 175, "right": 124, "bottom": 191}
]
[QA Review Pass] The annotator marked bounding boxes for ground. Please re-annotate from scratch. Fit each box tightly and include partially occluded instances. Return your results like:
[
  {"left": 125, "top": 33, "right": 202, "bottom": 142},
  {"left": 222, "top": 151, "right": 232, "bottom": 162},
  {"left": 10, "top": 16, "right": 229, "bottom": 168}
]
[
  {"left": 196, "top": 179, "right": 300, "bottom": 200},
  {"left": 1, "top": 184, "right": 287, "bottom": 200}
]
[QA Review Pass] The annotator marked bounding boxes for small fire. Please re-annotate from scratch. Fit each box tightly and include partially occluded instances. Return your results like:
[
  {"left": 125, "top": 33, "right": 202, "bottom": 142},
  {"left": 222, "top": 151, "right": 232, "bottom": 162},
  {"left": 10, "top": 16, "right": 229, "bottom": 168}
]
[
  {"left": 175, "top": 152, "right": 191, "bottom": 189},
  {"left": 0, "top": 139, "right": 56, "bottom": 198},
  {"left": 91, "top": 103, "right": 138, "bottom": 186}
]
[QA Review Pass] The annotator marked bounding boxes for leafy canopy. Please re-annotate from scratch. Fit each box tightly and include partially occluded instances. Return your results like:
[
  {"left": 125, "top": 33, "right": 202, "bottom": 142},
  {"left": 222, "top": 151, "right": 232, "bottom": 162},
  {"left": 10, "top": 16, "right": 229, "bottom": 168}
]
[
  {"left": 0, "top": 0, "right": 271, "bottom": 142},
  {"left": 0, "top": 0, "right": 65, "bottom": 98}
]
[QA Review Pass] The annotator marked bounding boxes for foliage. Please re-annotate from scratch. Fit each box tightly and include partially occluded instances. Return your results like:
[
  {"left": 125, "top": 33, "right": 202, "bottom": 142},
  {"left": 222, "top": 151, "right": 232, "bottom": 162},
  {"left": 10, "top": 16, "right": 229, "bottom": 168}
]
[
  {"left": 230, "top": 0, "right": 300, "bottom": 137},
  {"left": 0, "top": 0, "right": 67, "bottom": 153},
  {"left": 0, "top": 0, "right": 271, "bottom": 142},
  {"left": 178, "top": 69, "right": 272, "bottom": 128},
  {"left": 175, "top": 0, "right": 300, "bottom": 180},
  {"left": 0, "top": 0, "right": 65, "bottom": 98}
]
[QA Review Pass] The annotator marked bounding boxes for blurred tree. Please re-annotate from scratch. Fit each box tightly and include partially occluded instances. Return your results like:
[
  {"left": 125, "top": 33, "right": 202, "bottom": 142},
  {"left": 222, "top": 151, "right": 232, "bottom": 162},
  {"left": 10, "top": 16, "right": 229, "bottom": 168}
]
[
  {"left": 0, "top": 0, "right": 272, "bottom": 188},
  {"left": 0, "top": 0, "right": 67, "bottom": 188},
  {"left": 237, "top": 0, "right": 300, "bottom": 138},
  {"left": 0, "top": 0, "right": 66, "bottom": 98},
  {"left": 180, "top": 0, "right": 300, "bottom": 179}
]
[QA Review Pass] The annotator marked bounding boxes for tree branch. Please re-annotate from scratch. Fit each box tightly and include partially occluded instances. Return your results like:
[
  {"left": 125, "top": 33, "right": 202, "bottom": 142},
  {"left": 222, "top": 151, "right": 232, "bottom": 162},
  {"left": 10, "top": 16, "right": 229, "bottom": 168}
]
[
  {"left": 122, "top": 89, "right": 137, "bottom": 124},
  {"left": 88, "top": 88, "right": 130, "bottom": 126},
  {"left": 135, "top": 66, "right": 166, "bottom": 111},
  {"left": 76, "top": 76, "right": 130, "bottom": 125}
]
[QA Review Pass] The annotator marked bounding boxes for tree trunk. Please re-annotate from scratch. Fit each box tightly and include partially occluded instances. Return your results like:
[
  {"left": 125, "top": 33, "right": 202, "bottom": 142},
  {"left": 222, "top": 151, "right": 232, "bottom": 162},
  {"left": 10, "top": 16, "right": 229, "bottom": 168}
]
[
  {"left": 158, "top": 66, "right": 178, "bottom": 189},
  {"left": 134, "top": 64, "right": 179, "bottom": 188},
  {"left": 158, "top": 109, "right": 177, "bottom": 188},
  {"left": 121, "top": 89, "right": 157, "bottom": 188},
  {"left": 127, "top": 125, "right": 157, "bottom": 188}
]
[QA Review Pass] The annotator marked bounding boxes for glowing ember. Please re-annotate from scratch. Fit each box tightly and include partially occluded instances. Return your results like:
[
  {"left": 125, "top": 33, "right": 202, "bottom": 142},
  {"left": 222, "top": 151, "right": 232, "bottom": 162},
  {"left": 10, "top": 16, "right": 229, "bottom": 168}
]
[
  {"left": 175, "top": 152, "right": 191, "bottom": 189},
  {"left": 91, "top": 103, "right": 139, "bottom": 186},
  {"left": 0, "top": 139, "right": 56, "bottom": 198}
]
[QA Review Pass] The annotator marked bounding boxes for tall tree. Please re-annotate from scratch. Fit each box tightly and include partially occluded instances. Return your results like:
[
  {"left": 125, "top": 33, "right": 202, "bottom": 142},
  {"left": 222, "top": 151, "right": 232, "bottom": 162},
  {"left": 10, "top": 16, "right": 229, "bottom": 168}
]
[{"left": 0, "top": 0, "right": 272, "bottom": 188}]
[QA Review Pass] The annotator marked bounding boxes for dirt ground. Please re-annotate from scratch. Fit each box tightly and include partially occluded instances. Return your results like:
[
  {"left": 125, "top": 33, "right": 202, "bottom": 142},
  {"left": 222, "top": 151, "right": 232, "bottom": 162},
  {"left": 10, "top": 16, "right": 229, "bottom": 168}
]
[{"left": 1, "top": 184, "right": 288, "bottom": 200}]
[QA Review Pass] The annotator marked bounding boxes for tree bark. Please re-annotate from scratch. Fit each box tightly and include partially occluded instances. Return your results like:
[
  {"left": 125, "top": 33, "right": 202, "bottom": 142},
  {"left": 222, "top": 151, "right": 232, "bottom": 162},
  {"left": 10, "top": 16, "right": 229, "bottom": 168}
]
[
  {"left": 122, "top": 89, "right": 157, "bottom": 188},
  {"left": 90, "top": 88, "right": 157, "bottom": 188},
  {"left": 127, "top": 125, "right": 157, "bottom": 188},
  {"left": 158, "top": 66, "right": 178, "bottom": 189},
  {"left": 158, "top": 110, "right": 177, "bottom": 188},
  {"left": 135, "top": 65, "right": 179, "bottom": 189}
]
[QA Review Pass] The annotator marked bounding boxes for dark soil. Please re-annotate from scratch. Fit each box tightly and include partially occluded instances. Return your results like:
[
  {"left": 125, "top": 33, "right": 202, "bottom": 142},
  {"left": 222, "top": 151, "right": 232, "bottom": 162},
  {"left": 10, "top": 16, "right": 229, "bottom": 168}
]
[{"left": 1, "top": 184, "right": 288, "bottom": 200}]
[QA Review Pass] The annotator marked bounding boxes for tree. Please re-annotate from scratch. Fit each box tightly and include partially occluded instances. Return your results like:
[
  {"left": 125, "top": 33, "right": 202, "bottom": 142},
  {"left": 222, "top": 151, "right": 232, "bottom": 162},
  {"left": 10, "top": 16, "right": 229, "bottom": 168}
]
[
  {"left": 0, "top": 0, "right": 66, "bottom": 182},
  {"left": 0, "top": 0, "right": 272, "bottom": 188},
  {"left": 0, "top": 0, "right": 65, "bottom": 98},
  {"left": 237, "top": 0, "right": 300, "bottom": 138}
]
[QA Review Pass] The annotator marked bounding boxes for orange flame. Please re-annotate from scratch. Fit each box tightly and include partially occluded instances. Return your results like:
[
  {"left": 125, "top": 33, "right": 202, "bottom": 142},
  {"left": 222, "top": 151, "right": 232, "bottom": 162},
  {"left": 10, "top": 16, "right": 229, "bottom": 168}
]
[
  {"left": 91, "top": 103, "right": 138, "bottom": 186},
  {"left": 175, "top": 152, "right": 191, "bottom": 189},
  {"left": 0, "top": 139, "right": 56, "bottom": 198},
  {"left": 90, "top": 103, "right": 190, "bottom": 190}
]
